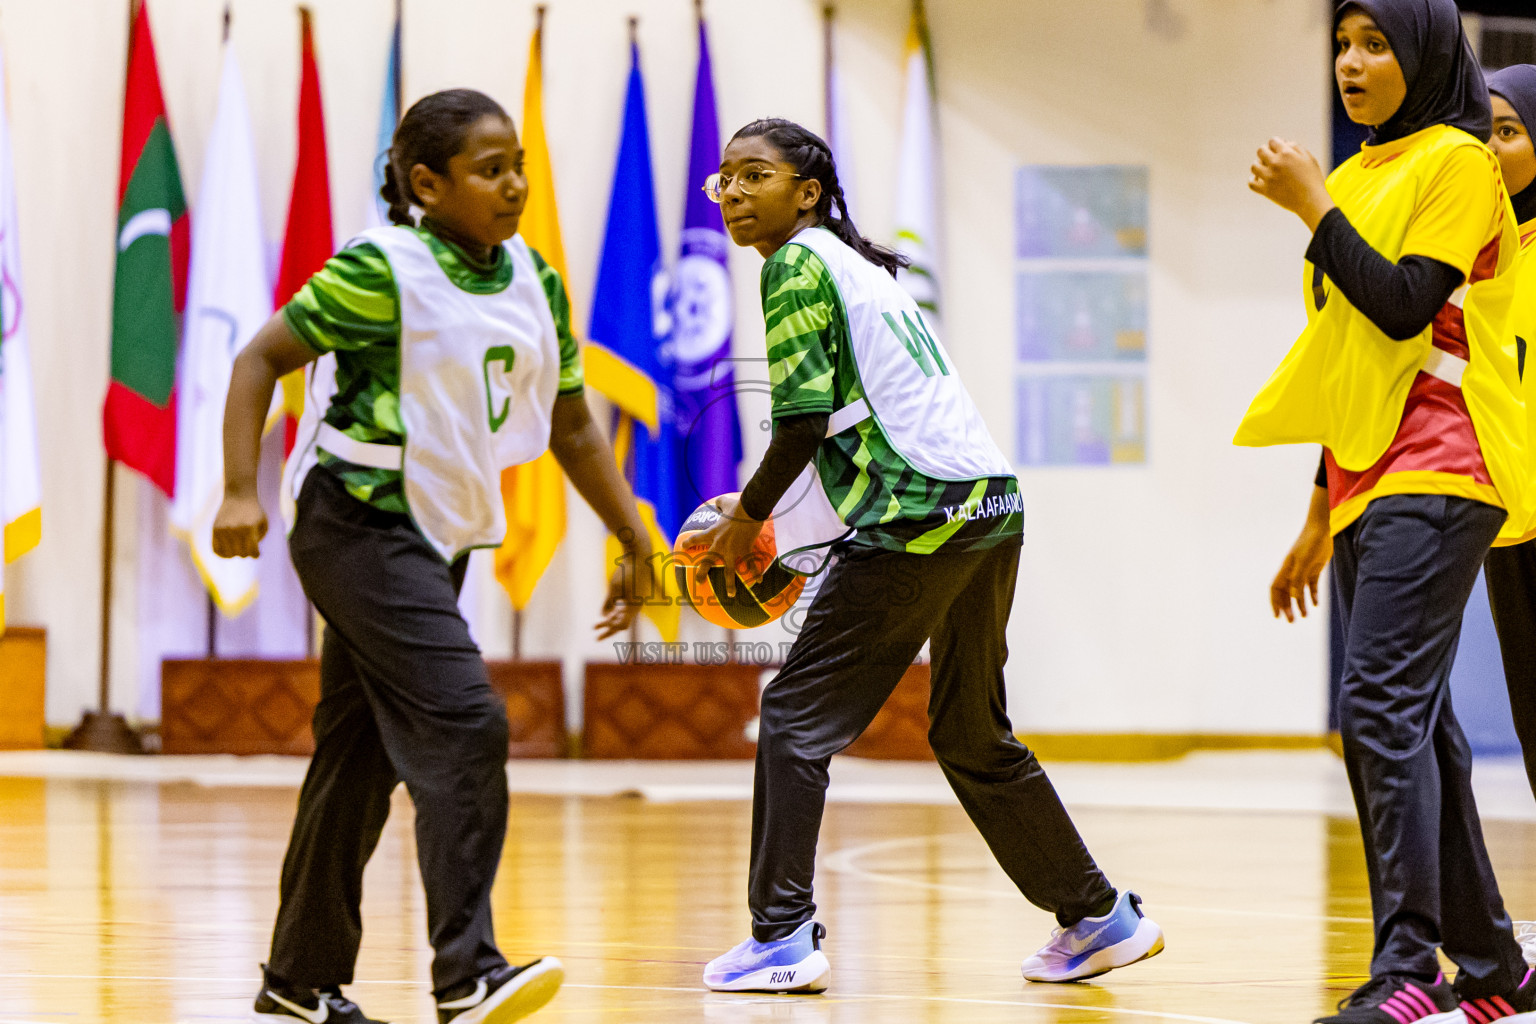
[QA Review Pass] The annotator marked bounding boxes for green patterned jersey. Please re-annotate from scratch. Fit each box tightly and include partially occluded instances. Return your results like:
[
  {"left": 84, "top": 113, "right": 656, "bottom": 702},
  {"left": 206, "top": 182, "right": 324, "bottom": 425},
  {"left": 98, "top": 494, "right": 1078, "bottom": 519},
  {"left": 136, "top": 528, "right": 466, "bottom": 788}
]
[
  {"left": 284, "top": 222, "right": 584, "bottom": 513},
  {"left": 762, "top": 243, "right": 1021, "bottom": 553}
]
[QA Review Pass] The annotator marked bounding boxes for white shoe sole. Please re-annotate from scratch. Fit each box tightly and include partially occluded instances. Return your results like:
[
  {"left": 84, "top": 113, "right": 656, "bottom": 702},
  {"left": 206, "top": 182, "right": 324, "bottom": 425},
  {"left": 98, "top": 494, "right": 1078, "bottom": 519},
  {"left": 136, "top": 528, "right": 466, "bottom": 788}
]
[
  {"left": 250, "top": 1005, "right": 348, "bottom": 1023},
  {"left": 1023, "top": 917, "right": 1165, "bottom": 983},
  {"left": 448, "top": 957, "right": 565, "bottom": 1024},
  {"left": 1416, "top": 1013, "right": 1466, "bottom": 1024},
  {"left": 704, "top": 950, "right": 830, "bottom": 993}
]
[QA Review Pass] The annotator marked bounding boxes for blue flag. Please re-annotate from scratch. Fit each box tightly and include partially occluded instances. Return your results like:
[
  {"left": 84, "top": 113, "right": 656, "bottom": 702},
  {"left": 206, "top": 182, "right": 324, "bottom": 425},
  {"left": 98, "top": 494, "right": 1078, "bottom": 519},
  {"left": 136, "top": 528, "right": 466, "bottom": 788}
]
[
  {"left": 367, "top": 13, "right": 400, "bottom": 227},
  {"left": 588, "top": 40, "right": 683, "bottom": 540},
  {"left": 664, "top": 16, "right": 741, "bottom": 518}
]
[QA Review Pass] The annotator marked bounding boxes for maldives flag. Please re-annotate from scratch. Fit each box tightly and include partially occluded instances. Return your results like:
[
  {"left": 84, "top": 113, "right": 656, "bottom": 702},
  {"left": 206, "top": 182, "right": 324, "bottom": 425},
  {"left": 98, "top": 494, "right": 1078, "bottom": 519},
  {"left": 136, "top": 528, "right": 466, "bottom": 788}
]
[
  {"left": 105, "top": 0, "right": 187, "bottom": 497},
  {"left": 274, "top": 8, "right": 334, "bottom": 451}
]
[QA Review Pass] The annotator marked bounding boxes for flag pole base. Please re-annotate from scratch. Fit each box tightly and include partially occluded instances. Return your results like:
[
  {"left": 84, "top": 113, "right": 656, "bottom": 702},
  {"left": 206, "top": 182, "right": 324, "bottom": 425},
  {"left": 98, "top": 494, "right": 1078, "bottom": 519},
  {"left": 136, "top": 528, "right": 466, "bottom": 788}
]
[{"left": 62, "top": 712, "right": 146, "bottom": 755}]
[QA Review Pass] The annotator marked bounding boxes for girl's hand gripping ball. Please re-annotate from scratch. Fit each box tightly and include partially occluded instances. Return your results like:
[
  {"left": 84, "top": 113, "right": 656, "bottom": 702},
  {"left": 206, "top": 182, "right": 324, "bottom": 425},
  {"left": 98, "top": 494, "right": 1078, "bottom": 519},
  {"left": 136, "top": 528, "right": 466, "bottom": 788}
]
[{"left": 676, "top": 494, "right": 805, "bottom": 629}]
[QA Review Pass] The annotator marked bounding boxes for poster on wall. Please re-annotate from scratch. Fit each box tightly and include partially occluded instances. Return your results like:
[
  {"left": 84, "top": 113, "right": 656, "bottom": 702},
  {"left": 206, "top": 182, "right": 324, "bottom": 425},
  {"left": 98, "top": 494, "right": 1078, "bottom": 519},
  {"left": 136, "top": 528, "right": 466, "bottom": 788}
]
[{"left": 1015, "top": 165, "right": 1149, "bottom": 466}]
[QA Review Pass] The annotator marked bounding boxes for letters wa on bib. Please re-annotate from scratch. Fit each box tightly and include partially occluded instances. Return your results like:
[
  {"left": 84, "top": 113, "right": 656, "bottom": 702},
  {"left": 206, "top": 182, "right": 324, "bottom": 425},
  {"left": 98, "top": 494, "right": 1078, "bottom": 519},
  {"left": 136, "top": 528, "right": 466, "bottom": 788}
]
[{"left": 766, "top": 226, "right": 1017, "bottom": 573}]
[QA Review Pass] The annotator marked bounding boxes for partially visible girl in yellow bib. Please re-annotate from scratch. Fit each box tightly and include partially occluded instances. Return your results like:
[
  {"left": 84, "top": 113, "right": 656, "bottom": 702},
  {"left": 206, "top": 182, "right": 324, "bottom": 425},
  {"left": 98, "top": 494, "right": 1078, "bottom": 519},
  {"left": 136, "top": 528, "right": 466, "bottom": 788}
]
[
  {"left": 1475, "top": 64, "right": 1536, "bottom": 969},
  {"left": 1243, "top": 2, "right": 1533, "bottom": 1021}
]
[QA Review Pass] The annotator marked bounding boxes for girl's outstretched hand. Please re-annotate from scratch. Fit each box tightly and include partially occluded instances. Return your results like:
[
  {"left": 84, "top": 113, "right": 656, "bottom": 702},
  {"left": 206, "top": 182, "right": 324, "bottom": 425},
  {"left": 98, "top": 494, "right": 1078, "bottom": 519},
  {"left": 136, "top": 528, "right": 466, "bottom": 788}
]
[
  {"left": 1250, "top": 138, "right": 1336, "bottom": 231},
  {"left": 1271, "top": 509, "right": 1332, "bottom": 623},
  {"left": 594, "top": 560, "right": 643, "bottom": 640},
  {"left": 211, "top": 493, "right": 268, "bottom": 559},
  {"left": 593, "top": 534, "right": 661, "bottom": 640}
]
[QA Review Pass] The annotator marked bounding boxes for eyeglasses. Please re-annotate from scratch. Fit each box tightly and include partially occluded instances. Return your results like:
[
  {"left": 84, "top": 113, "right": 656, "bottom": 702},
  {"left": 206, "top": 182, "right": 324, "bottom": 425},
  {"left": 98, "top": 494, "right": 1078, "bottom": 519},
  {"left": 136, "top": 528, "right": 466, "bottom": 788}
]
[{"left": 702, "top": 168, "right": 806, "bottom": 203}]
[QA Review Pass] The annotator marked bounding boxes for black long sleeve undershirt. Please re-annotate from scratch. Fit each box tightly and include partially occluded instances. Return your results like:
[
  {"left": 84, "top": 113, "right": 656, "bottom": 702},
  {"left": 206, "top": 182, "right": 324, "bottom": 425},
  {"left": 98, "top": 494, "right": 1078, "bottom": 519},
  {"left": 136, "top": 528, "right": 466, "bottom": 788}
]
[
  {"left": 739, "top": 412, "right": 830, "bottom": 522},
  {"left": 1304, "top": 207, "right": 1464, "bottom": 341}
]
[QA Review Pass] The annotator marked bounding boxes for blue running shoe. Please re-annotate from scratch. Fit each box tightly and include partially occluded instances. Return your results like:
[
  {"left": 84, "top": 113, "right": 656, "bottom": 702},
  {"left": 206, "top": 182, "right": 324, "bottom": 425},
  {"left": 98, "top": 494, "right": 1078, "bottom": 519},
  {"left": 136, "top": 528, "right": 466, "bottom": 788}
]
[
  {"left": 703, "top": 921, "right": 830, "bottom": 993},
  {"left": 1021, "top": 891, "right": 1164, "bottom": 983}
]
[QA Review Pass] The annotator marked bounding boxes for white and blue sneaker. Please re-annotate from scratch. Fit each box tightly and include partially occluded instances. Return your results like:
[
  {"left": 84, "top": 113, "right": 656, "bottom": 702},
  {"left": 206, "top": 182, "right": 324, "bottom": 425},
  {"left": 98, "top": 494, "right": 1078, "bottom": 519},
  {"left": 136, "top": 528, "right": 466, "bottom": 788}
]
[
  {"left": 703, "top": 921, "right": 830, "bottom": 993},
  {"left": 1021, "top": 891, "right": 1164, "bottom": 983}
]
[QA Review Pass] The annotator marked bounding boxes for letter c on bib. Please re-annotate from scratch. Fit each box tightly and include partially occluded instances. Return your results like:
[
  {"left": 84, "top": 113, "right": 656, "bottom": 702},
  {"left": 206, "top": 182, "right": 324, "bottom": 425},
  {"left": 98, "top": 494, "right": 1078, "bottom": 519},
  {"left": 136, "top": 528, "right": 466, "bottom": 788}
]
[{"left": 483, "top": 345, "right": 516, "bottom": 432}]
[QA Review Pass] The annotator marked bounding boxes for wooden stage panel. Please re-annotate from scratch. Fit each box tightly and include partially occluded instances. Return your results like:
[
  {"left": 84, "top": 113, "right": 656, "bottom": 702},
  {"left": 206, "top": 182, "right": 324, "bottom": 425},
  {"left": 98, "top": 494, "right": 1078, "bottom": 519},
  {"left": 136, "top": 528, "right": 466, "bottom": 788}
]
[{"left": 0, "top": 774, "right": 1532, "bottom": 1022}]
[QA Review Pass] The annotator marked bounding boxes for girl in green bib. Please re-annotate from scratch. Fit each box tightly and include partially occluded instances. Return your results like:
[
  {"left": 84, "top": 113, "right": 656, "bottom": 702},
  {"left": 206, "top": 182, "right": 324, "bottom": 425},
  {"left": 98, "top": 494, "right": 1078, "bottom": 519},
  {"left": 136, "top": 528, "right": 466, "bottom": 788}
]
[
  {"left": 214, "top": 89, "right": 654, "bottom": 1024},
  {"left": 689, "top": 118, "right": 1163, "bottom": 995},
  {"left": 1246, "top": 3, "right": 1532, "bottom": 1020}
]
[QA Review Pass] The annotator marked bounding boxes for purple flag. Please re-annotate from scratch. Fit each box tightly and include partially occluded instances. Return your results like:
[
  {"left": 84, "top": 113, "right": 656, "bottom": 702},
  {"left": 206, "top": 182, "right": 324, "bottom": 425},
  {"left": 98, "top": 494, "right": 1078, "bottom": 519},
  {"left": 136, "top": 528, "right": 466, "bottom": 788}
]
[{"left": 664, "top": 16, "right": 741, "bottom": 513}]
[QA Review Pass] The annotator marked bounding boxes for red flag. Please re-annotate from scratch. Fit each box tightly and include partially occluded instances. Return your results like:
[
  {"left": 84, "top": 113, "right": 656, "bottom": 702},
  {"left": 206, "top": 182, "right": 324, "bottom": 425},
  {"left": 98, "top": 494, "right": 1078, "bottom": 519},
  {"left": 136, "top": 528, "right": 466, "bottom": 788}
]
[
  {"left": 104, "top": 0, "right": 188, "bottom": 496},
  {"left": 274, "top": 8, "right": 334, "bottom": 452}
]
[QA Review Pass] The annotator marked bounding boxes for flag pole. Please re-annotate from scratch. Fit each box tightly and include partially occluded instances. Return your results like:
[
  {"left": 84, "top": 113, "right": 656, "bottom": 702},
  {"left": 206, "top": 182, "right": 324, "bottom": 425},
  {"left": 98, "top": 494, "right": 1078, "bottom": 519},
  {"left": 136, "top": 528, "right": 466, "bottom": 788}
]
[
  {"left": 823, "top": 5, "right": 835, "bottom": 136},
  {"left": 98, "top": 458, "right": 116, "bottom": 713},
  {"left": 65, "top": 0, "right": 146, "bottom": 753},
  {"left": 625, "top": 12, "right": 639, "bottom": 652},
  {"left": 63, "top": 456, "right": 144, "bottom": 752},
  {"left": 504, "top": 1, "right": 544, "bottom": 666},
  {"left": 392, "top": 0, "right": 402, "bottom": 118},
  {"left": 206, "top": 598, "right": 217, "bottom": 658},
  {"left": 211, "top": 3, "right": 228, "bottom": 665}
]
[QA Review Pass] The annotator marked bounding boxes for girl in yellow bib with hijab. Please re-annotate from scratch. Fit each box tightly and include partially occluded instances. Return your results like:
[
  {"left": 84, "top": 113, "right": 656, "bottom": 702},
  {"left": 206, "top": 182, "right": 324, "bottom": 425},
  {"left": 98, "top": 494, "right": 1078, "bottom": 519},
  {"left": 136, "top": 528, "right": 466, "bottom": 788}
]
[
  {"left": 1471, "top": 63, "right": 1536, "bottom": 977},
  {"left": 1482, "top": 65, "right": 1536, "bottom": 819},
  {"left": 1242, "top": 2, "right": 1534, "bottom": 1021}
]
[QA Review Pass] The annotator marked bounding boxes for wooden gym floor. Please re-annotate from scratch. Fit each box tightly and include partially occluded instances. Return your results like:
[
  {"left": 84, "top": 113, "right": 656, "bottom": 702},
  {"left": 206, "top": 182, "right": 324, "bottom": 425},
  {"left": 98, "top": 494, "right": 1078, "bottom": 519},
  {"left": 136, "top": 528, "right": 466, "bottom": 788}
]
[{"left": 3, "top": 751, "right": 1536, "bottom": 1023}]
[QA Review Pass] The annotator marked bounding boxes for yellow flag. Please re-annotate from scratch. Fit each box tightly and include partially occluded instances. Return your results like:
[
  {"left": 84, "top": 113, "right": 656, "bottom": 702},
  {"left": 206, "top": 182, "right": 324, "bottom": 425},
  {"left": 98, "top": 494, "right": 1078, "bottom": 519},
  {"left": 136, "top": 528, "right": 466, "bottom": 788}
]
[{"left": 494, "top": 16, "right": 569, "bottom": 611}]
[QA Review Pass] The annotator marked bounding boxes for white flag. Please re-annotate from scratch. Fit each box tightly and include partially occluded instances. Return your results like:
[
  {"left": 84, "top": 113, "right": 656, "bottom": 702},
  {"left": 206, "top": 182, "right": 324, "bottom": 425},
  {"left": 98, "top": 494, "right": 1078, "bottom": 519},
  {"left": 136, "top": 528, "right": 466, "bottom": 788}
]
[
  {"left": 170, "top": 47, "right": 271, "bottom": 614},
  {"left": 893, "top": 0, "right": 942, "bottom": 332},
  {"left": 824, "top": 6, "right": 858, "bottom": 219},
  {"left": 0, "top": 41, "right": 42, "bottom": 635}
]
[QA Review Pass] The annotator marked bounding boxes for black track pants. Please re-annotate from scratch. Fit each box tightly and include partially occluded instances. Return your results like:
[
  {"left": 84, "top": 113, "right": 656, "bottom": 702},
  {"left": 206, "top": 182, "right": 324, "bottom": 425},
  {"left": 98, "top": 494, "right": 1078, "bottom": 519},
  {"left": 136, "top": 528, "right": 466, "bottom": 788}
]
[
  {"left": 268, "top": 468, "right": 510, "bottom": 995},
  {"left": 1483, "top": 537, "right": 1536, "bottom": 796},
  {"left": 748, "top": 538, "right": 1115, "bottom": 942},
  {"left": 1331, "top": 494, "right": 1524, "bottom": 996}
]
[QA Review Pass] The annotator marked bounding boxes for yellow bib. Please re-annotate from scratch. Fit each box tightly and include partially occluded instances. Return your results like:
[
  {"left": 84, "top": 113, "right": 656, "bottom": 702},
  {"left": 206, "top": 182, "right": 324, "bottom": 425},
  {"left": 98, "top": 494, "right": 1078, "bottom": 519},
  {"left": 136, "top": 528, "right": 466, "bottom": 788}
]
[
  {"left": 1504, "top": 221, "right": 1536, "bottom": 544},
  {"left": 1234, "top": 125, "right": 1531, "bottom": 543}
]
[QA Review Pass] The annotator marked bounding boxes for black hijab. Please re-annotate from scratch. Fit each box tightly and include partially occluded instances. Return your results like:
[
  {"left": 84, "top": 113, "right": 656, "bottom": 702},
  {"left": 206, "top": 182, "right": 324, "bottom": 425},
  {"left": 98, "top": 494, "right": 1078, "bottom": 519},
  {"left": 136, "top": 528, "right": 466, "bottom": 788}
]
[
  {"left": 1335, "top": 0, "right": 1491, "bottom": 145},
  {"left": 1489, "top": 64, "right": 1536, "bottom": 224}
]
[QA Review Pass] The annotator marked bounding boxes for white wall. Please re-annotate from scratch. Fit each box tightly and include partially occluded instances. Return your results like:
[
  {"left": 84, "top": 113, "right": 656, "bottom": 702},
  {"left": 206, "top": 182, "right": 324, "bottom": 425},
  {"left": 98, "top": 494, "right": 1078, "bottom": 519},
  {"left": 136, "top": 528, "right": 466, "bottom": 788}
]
[{"left": 3, "top": 0, "right": 1330, "bottom": 735}]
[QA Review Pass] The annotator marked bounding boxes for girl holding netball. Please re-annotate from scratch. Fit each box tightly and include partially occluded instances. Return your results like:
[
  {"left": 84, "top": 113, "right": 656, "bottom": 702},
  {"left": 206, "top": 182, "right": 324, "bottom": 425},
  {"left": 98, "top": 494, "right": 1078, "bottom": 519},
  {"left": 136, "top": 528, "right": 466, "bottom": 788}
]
[
  {"left": 687, "top": 118, "right": 1164, "bottom": 994},
  {"left": 1247, "top": 3, "right": 1534, "bottom": 1020},
  {"left": 214, "top": 89, "right": 654, "bottom": 1024}
]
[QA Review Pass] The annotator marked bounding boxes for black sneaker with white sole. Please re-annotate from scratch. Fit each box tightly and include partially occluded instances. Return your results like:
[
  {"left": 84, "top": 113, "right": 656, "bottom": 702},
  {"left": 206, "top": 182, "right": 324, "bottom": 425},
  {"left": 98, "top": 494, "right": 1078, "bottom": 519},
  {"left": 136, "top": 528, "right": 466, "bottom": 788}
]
[
  {"left": 436, "top": 958, "right": 565, "bottom": 1024},
  {"left": 251, "top": 965, "right": 387, "bottom": 1024}
]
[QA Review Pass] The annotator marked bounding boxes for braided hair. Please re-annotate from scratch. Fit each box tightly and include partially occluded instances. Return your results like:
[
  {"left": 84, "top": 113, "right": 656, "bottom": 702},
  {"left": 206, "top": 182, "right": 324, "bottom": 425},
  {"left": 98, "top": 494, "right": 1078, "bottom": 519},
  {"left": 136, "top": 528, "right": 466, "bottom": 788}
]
[
  {"left": 380, "top": 89, "right": 511, "bottom": 227},
  {"left": 730, "top": 118, "right": 910, "bottom": 277}
]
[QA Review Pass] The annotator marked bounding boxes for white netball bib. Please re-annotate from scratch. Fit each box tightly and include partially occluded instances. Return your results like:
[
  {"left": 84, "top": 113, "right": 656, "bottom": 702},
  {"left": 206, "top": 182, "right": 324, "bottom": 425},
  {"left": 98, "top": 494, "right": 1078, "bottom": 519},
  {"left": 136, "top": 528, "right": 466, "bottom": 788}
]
[
  {"left": 770, "top": 227, "right": 1014, "bottom": 571},
  {"left": 283, "top": 227, "right": 562, "bottom": 562}
]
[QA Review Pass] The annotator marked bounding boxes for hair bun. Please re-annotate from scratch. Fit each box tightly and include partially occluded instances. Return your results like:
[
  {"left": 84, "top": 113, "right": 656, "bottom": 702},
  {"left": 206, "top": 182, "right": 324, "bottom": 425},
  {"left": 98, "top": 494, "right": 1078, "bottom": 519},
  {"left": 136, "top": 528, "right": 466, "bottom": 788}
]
[{"left": 380, "top": 161, "right": 415, "bottom": 226}]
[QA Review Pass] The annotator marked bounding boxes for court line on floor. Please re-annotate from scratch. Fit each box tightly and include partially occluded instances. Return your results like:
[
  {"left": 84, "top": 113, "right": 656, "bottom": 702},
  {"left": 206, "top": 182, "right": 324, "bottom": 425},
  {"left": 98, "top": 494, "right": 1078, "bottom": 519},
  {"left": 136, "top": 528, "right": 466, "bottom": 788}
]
[
  {"left": 0, "top": 975, "right": 1258, "bottom": 1024},
  {"left": 822, "top": 834, "right": 1374, "bottom": 925},
  {"left": 563, "top": 983, "right": 1259, "bottom": 1024},
  {"left": 0, "top": 974, "right": 1265, "bottom": 1024}
]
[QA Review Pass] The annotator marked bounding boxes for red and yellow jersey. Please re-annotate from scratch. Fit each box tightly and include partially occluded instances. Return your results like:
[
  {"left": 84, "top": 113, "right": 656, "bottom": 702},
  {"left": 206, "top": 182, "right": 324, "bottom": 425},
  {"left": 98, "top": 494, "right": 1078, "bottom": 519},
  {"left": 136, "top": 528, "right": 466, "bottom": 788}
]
[{"left": 1235, "top": 124, "right": 1530, "bottom": 541}]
